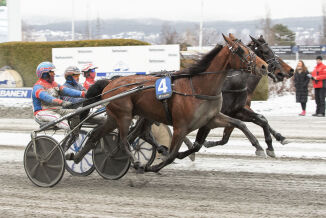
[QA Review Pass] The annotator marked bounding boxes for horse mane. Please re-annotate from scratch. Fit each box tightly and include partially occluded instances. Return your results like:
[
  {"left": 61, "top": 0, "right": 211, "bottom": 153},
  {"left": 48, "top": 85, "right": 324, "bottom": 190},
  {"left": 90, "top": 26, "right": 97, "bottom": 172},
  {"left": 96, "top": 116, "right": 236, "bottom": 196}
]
[{"left": 180, "top": 44, "right": 224, "bottom": 75}]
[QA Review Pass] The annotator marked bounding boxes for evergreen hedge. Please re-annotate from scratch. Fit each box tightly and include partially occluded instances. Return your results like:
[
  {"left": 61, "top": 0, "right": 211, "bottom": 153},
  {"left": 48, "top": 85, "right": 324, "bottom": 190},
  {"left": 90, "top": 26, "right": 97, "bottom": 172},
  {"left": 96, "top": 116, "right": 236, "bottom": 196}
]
[{"left": 0, "top": 39, "right": 149, "bottom": 87}]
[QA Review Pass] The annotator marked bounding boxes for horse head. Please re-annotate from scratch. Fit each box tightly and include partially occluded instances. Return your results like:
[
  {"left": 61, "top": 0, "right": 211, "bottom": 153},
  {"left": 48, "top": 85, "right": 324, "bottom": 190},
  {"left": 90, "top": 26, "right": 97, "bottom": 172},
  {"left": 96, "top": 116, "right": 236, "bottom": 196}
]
[
  {"left": 249, "top": 35, "right": 294, "bottom": 82},
  {"left": 222, "top": 34, "right": 268, "bottom": 76}
]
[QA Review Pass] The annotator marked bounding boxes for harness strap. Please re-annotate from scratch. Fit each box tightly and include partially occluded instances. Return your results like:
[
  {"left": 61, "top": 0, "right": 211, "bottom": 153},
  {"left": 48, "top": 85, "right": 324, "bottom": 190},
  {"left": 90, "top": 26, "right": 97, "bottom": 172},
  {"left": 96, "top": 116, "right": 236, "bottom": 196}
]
[
  {"left": 222, "top": 87, "right": 247, "bottom": 93},
  {"left": 162, "top": 99, "right": 172, "bottom": 124},
  {"left": 173, "top": 90, "right": 222, "bottom": 100}
]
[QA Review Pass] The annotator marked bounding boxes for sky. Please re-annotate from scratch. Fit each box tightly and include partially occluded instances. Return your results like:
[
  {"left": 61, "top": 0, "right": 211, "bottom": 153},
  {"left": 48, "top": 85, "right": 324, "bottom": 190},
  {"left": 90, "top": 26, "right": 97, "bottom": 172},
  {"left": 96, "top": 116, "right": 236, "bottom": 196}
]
[{"left": 20, "top": 0, "right": 326, "bottom": 23}]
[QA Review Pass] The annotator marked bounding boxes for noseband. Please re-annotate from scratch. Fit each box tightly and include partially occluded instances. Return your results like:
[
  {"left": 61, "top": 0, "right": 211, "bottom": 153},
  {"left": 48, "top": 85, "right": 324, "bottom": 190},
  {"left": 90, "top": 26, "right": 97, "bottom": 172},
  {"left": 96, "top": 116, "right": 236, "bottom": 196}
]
[{"left": 227, "top": 40, "right": 257, "bottom": 74}]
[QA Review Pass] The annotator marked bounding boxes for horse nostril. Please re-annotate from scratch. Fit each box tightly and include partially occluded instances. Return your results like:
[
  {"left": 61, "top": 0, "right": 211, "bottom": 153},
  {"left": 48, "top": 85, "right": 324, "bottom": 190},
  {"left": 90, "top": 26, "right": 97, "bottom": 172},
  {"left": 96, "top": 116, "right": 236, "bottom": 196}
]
[
  {"left": 290, "top": 68, "right": 294, "bottom": 73},
  {"left": 261, "top": 65, "right": 266, "bottom": 70}
]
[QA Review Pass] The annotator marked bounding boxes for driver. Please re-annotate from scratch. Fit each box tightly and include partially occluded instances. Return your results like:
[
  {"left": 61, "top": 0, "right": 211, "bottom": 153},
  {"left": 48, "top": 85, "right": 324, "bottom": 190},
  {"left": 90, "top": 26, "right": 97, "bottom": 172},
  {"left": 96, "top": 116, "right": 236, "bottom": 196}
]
[
  {"left": 62, "top": 66, "right": 86, "bottom": 104},
  {"left": 81, "top": 63, "right": 97, "bottom": 90},
  {"left": 32, "top": 61, "right": 85, "bottom": 149}
]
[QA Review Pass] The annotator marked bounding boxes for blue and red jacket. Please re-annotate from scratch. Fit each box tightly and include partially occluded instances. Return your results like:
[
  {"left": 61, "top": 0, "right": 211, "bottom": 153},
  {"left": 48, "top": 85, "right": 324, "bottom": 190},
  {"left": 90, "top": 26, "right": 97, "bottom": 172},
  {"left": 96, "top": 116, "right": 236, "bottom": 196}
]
[
  {"left": 32, "top": 78, "right": 85, "bottom": 114},
  {"left": 62, "top": 80, "right": 86, "bottom": 104}
]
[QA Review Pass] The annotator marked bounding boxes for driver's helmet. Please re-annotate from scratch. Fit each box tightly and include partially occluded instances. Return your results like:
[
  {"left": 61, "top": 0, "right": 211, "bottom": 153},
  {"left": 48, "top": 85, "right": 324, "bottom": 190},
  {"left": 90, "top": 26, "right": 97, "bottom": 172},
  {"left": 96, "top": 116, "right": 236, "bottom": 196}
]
[
  {"left": 81, "top": 63, "right": 97, "bottom": 77},
  {"left": 64, "top": 66, "right": 81, "bottom": 79},
  {"left": 36, "top": 62, "right": 56, "bottom": 78}
]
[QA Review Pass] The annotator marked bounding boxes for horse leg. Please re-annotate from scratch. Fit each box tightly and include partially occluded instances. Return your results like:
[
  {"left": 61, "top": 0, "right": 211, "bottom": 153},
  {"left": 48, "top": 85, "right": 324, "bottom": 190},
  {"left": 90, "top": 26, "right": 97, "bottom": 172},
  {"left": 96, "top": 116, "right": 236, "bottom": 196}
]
[
  {"left": 231, "top": 108, "right": 276, "bottom": 158},
  {"left": 68, "top": 116, "right": 118, "bottom": 163},
  {"left": 183, "top": 136, "right": 196, "bottom": 161},
  {"left": 176, "top": 126, "right": 210, "bottom": 160},
  {"left": 206, "top": 113, "right": 266, "bottom": 157},
  {"left": 269, "top": 126, "right": 289, "bottom": 145},
  {"left": 247, "top": 106, "right": 288, "bottom": 145},
  {"left": 128, "top": 118, "right": 168, "bottom": 155},
  {"left": 115, "top": 114, "right": 143, "bottom": 169},
  {"left": 146, "top": 128, "right": 186, "bottom": 173},
  {"left": 204, "top": 127, "right": 235, "bottom": 148}
]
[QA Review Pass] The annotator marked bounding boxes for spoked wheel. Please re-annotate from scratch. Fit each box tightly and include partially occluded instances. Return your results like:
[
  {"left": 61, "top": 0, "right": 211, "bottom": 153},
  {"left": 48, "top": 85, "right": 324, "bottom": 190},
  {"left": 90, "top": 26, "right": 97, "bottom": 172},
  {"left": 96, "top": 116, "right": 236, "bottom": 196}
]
[
  {"left": 92, "top": 132, "right": 131, "bottom": 180},
  {"left": 24, "top": 135, "right": 65, "bottom": 187},
  {"left": 65, "top": 130, "right": 95, "bottom": 176},
  {"left": 129, "top": 137, "right": 156, "bottom": 167}
]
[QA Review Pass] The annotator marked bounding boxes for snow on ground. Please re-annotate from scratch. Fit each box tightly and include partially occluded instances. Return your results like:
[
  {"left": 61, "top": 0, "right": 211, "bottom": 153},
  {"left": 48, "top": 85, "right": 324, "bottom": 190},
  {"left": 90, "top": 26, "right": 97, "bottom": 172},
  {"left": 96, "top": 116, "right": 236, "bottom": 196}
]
[
  {"left": 0, "top": 93, "right": 316, "bottom": 116},
  {"left": 1, "top": 131, "right": 325, "bottom": 160},
  {"left": 251, "top": 93, "right": 316, "bottom": 116},
  {"left": 0, "top": 98, "right": 31, "bottom": 109}
]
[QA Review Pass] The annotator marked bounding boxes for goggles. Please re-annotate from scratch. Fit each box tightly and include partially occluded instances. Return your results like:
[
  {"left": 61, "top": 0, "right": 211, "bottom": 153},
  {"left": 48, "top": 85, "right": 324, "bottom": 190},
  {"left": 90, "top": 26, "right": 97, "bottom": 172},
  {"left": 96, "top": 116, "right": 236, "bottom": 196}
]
[{"left": 90, "top": 69, "right": 96, "bottom": 73}]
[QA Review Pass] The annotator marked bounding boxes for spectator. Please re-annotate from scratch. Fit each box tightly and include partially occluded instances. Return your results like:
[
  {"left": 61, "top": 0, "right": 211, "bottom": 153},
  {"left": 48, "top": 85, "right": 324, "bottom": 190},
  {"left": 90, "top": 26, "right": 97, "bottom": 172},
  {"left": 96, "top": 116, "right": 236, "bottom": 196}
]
[
  {"left": 294, "top": 60, "right": 310, "bottom": 116},
  {"left": 309, "top": 56, "right": 326, "bottom": 117}
]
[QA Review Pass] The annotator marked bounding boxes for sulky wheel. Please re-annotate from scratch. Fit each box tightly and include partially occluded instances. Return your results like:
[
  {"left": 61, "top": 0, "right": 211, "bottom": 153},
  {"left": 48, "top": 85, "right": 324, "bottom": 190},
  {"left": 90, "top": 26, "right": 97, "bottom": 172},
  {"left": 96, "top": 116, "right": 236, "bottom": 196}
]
[
  {"left": 92, "top": 132, "right": 130, "bottom": 180},
  {"left": 65, "top": 130, "right": 95, "bottom": 176},
  {"left": 24, "top": 135, "right": 65, "bottom": 187},
  {"left": 129, "top": 137, "right": 156, "bottom": 167}
]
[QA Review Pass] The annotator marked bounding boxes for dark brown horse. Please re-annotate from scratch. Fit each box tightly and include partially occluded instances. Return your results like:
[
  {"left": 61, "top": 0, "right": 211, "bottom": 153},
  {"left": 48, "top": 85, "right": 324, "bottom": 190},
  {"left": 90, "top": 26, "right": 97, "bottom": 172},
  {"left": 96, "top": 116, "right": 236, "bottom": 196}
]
[
  {"left": 189, "top": 34, "right": 294, "bottom": 158},
  {"left": 69, "top": 34, "right": 268, "bottom": 172}
]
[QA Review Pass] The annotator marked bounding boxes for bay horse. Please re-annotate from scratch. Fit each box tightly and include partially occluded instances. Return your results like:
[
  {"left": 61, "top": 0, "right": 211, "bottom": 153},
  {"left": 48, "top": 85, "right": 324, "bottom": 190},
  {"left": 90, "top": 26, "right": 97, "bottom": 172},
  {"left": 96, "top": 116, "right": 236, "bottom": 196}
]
[
  {"left": 68, "top": 34, "right": 268, "bottom": 173},
  {"left": 80, "top": 77, "right": 168, "bottom": 156},
  {"left": 181, "top": 34, "right": 294, "bottom": 159}
]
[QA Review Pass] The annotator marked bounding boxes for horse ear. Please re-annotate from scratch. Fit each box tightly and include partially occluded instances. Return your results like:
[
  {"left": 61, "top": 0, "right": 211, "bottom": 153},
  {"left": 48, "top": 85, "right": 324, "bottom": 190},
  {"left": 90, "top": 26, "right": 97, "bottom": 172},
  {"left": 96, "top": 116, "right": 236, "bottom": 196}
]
[
  {"left": 259, "top": 35, "right": 266, "bottom": 43},
  {"left": 229, "top": 33, "right": 236, "bottom": 40},
  {"left": 222, "top": 34, "right": 232, "bottom": 45},
  {"left": 249, "top": 35, "right": 260, "bottom": 45}
]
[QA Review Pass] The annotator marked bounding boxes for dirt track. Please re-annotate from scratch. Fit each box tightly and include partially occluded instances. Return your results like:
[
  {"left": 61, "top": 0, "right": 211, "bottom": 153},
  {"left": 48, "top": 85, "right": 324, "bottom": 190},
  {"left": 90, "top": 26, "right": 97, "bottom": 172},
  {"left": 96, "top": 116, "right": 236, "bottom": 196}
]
[
  {"left": 1, "top": 106, "right": 326, "bottom": 217},
  {"left": 1, "top": 152, "right": 326, "bottom": 217}
]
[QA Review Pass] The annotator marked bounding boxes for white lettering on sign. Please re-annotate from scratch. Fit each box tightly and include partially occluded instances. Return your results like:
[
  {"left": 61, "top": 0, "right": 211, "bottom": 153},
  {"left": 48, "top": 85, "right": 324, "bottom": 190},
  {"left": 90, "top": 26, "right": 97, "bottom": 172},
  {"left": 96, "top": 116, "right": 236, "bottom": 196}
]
[
  {"left": 0, "top": 90, "right": 28, "bottom": 97},
  {"left": 158, "top": 79, "right": 168, "bottom": 93}
]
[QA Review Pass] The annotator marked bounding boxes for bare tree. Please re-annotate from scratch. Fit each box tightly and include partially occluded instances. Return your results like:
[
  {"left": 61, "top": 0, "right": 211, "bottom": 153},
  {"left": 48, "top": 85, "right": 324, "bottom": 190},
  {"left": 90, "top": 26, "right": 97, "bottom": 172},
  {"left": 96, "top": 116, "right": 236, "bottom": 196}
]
[
  {"left": 95, "top": 15, "right": 102, "bottom": 39},
  {"left": 160, "top": 23, "right": 178, "bottom": 44},
  {"left": 203, "top": 28, "right": 221, "bottom": 46},
  {"left": 180, "top": 26, "right": 198, "bottom": 46},
  {"left": 260, "top": 5, "right": 275, "bottom": 45},
  {"left": 22, "top": 21, "right": 34, "bottom": 41}
]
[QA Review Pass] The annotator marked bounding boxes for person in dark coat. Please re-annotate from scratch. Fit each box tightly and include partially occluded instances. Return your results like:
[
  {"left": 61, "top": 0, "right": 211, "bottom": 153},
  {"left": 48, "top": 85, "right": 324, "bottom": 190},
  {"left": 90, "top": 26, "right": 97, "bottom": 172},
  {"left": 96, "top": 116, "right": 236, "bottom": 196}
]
[{"left": 294, "top": 60, "right": 310, "bottom": 116}]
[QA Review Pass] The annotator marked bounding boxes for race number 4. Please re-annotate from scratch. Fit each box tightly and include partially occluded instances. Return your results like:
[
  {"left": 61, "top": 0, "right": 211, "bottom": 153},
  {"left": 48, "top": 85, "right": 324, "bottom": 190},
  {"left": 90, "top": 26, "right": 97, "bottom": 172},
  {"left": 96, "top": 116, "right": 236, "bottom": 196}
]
[{"left": 155, "top": 77, "right": 172, "bottom": 100}]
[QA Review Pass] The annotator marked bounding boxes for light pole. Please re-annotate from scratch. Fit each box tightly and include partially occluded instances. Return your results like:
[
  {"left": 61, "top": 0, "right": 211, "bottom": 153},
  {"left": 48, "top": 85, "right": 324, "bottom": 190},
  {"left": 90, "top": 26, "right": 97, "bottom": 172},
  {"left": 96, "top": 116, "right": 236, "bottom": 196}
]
[
  {"left": 71, "top": 0, "right": 75, "bottom": 40},
  {"left": 199, "top": 0, "right": 203, "bottom": 49}
]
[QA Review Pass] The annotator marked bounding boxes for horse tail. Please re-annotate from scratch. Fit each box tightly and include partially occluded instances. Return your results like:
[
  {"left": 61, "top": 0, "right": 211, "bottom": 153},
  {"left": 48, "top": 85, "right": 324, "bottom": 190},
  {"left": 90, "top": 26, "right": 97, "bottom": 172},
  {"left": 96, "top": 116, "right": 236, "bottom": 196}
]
[{"left": 80, "top": 79, "right": 110, "bottom": 120}]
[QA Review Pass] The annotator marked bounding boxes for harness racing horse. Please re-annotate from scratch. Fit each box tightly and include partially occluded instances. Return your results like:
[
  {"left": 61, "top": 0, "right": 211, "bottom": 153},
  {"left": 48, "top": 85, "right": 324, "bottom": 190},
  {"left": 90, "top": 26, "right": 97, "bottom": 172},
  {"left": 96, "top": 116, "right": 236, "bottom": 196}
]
[
  {"left": 68, "top": 34, "right": 268, "bottom": 173},
  {"left": 183, "top": 34, "right": 294, "bottom": 158},
  {"left": 80, "top": 78, "right": 169, "bottom": 156},
  {"left": 245, "top": 35, "right": 294, "bottom": 144}
]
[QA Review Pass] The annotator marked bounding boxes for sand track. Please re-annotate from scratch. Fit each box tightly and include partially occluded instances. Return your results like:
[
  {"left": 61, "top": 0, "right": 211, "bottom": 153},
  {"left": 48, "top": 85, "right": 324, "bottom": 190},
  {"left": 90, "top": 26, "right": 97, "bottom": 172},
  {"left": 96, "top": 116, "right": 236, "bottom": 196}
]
[{"left": 1, "top": 158, "right": 326, "bottom": 217}]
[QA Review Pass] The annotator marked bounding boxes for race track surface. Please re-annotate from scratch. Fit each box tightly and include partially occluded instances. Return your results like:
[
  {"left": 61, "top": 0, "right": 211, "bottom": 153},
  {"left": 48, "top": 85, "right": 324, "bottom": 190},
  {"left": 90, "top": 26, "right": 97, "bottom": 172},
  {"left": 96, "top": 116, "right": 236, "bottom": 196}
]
[{"left": 1, "top": 149, "right": 326, "bottom": 217}]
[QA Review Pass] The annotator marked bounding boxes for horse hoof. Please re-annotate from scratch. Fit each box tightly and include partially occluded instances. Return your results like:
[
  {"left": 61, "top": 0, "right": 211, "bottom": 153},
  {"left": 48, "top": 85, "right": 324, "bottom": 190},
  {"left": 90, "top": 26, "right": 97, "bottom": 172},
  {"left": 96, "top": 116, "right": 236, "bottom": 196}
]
[
  {"left": 266, "top": 149, "right": 276, "bottom": 158},
  {"left": 157, "top": 145, "right": 169, "bottom": 156},
  {"left": 255, "top": 150, "right": 266, "bottom": 158},
  {"left": 203, "top": 141, "right": 214, "bottom": 148},
  {"left": 133, "top": 161, "right": 141, "bottom": 169},
  {"left": 136, "top": 166, "right": 145, "bottom": 174},
  {"left": 189, "top": 153, "right": 196, "bottom": 162},
  {"left": 281, "top": 139, "right": 290, "bottom": 145}
]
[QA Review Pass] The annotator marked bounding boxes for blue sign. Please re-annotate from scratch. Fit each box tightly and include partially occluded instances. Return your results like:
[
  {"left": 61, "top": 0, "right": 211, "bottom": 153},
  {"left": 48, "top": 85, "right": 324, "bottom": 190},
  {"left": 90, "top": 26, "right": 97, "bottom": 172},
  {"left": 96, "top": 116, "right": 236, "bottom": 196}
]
[
  {"left": 321, "top": 45, "right": 326, "bottom": 54},
  {"left": 155, "top": 77, "right": 172, "bottom": 100},
  {"left": 0, "top": 88, "right": 32, "bottom": 98},
  {"left": 291, "top": 45, "right": 299, "bottom": 53}
]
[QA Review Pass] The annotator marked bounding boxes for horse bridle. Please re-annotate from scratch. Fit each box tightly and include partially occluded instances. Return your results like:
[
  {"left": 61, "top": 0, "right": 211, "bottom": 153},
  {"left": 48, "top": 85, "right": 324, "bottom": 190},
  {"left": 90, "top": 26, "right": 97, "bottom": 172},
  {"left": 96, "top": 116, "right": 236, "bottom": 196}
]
[
  {"left": 253, "top": 42, "right": 283, "bottom": 75},
  {"left": 227, "top": 40, "right": 258, "bottom": 75}
]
